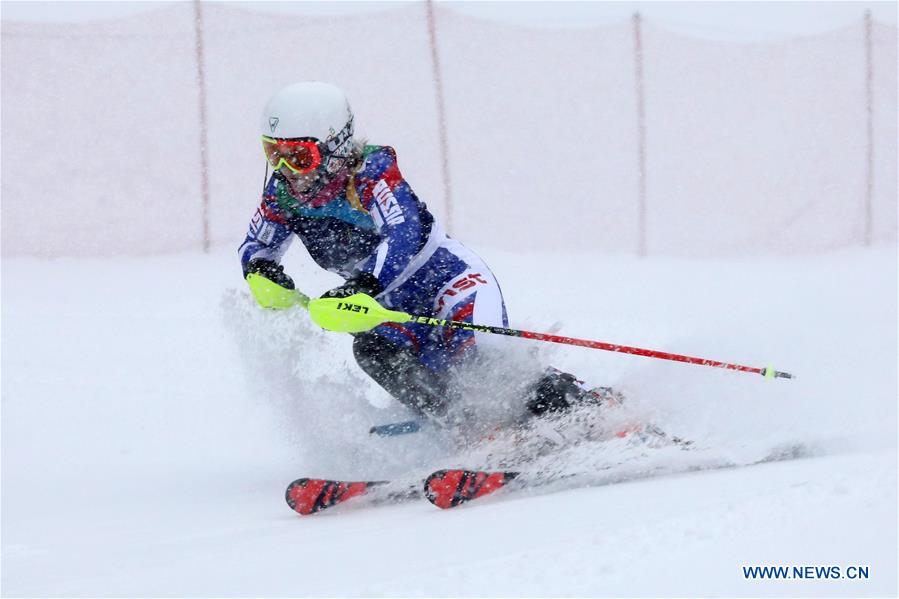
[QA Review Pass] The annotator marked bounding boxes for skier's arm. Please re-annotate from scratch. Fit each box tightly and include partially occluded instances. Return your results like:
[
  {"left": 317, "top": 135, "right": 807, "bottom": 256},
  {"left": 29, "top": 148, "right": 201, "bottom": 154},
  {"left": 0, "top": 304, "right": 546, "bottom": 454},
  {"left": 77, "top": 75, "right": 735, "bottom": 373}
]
[{"left": 239, "top": 181, "right": 297, "bottom": 307}]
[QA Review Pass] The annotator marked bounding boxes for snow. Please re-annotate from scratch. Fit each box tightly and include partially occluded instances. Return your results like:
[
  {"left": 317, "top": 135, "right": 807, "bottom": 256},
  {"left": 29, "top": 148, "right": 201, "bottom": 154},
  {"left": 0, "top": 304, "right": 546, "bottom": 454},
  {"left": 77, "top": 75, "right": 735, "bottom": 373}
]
[{"left": 1, "top": 245, "right": 896, "bottom": 596}]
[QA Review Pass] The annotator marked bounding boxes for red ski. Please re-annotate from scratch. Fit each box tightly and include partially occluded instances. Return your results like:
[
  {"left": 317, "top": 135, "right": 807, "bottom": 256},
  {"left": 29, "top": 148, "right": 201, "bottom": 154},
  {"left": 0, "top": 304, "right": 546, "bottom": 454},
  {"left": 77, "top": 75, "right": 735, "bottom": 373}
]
[
  {"left": 285, "top": 477, "right": 421, "bottom": 515},
  {"left": 423, "top": 469, "right": 520, "bottom": 509},
  {"left": 285, "top": 478, "right": 381, "bottom": 515}
]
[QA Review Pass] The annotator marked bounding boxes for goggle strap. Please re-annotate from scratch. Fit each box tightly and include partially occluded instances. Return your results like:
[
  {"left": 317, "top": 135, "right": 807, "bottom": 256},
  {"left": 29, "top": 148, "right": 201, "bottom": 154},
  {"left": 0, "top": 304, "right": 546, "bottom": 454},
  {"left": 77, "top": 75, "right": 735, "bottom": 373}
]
[{"left": 324, "top": 115, "right": 354, "bottom": 153}]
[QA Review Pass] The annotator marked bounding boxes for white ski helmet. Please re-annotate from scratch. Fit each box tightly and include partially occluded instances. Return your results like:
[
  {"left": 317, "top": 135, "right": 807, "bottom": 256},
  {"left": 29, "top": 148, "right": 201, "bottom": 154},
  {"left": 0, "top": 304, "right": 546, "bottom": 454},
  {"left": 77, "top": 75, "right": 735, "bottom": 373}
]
[{"left": 261, "top": 81, "right": 353, "bottom": 145}]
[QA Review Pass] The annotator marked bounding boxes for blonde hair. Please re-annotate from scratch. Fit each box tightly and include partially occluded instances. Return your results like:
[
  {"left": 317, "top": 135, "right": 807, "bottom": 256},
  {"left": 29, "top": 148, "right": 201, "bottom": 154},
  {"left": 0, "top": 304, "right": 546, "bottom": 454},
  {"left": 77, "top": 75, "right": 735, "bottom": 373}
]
[{"left": 348, "top": 138, "right": 368, "bottom": 173}]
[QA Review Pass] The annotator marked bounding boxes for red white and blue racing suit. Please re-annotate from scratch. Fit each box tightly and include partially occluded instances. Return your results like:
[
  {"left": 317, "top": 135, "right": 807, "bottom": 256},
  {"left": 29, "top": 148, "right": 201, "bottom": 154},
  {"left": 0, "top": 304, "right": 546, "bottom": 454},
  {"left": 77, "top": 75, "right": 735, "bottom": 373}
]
[{"left": 239, "top": 145, "right": 508, "bottom": 412}]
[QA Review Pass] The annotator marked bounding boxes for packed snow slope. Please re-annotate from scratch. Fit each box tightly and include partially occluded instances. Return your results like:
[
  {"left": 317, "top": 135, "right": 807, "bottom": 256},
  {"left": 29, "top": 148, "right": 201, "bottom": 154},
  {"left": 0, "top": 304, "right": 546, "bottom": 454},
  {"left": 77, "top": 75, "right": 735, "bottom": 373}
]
[{"left": 2, "top": 244, "right": 896, "bottom": 597}]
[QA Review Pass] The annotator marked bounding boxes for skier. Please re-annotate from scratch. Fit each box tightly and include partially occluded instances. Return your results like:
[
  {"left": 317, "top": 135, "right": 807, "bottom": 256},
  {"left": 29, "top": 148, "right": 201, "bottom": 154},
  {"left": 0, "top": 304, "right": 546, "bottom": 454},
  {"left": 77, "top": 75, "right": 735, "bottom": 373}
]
[{"left": 239, "top": 82, "right": 602, "bottom": 425}]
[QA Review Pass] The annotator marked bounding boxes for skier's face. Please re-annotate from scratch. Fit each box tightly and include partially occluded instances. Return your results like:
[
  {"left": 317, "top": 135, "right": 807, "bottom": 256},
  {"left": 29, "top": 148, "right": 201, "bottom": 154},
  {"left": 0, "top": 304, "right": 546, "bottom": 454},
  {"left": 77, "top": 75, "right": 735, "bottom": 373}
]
[
  {"left": 280, "top": 160, "right": 351, "bottom": 205},
  {"left": 280, "top": 165, "right": 319, "bottom": 197}
]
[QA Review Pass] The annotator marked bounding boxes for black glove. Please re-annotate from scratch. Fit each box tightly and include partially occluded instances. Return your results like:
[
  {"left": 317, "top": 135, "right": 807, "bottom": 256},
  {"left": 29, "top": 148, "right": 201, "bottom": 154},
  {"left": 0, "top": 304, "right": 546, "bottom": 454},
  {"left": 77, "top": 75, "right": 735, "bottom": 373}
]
[
  {"left": 245, "top": 258, "right": 295, "bottom": 290},
  {"left": 321, "top": 271, "right": 383, "bottom": 299}
]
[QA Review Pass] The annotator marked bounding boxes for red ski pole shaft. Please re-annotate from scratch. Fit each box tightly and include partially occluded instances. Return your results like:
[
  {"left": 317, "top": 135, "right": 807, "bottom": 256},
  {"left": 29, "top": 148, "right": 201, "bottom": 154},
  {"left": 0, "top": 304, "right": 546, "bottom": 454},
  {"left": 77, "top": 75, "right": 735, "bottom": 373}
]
[{"left": 405, "top": 314, "right": 794, "bottom": 380}]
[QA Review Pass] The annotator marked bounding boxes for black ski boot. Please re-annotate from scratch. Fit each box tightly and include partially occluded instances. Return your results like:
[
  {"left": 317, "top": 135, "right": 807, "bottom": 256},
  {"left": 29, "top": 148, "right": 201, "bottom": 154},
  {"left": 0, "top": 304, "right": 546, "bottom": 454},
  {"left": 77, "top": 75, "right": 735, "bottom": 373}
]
[
  {"left": 525, "top": 368, "right": 624, "bottom": 417},
  {"left": 521, "top": 368, "right": 689, "bottom": 449}
]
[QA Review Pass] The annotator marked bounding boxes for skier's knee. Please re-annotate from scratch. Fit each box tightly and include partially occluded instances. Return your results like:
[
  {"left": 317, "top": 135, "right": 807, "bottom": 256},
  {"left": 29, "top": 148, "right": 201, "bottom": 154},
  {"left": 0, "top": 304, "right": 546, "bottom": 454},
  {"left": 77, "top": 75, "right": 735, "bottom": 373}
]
[
  {"left": 353, "top": 332, "right": 404, "bottom": 375},
  {"left": 353, "top": 332, "right": 448, "bottom": 417}
]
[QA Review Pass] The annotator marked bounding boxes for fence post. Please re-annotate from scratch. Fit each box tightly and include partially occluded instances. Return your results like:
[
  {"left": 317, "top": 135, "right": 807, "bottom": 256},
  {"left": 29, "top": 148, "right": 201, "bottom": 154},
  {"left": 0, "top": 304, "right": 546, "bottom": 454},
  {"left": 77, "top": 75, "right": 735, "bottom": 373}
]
[
  {"left": 193, "top": 0, "right": 211, "bottom": 252},
  {"left": 632, "top": 12, "right": 648, "bottom": 257},
  {"left": 863, "top": 9, "right": 874, "bottom": 247},
  {"left": 425, "top": 0, "right": 453, "bottom": 234}
]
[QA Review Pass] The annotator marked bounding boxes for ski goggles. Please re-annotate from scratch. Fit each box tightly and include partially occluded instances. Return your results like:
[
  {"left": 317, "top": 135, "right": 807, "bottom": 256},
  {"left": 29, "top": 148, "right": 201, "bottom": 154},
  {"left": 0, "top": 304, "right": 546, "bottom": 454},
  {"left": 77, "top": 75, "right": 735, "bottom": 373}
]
[
  {"left": 261, "top": 115, "right": 355, "bottom": 175},
  {"left": 261, "top": 136, "right": 323, "bottom": 175}
]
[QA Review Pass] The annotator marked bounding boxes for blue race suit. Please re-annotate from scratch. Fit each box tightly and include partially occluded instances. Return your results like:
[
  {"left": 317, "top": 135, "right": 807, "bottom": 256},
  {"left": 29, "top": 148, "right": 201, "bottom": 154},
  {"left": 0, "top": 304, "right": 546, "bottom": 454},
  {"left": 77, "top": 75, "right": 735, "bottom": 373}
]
[{"left": 240, "top": 145, "right": 508, "bottom": 413}]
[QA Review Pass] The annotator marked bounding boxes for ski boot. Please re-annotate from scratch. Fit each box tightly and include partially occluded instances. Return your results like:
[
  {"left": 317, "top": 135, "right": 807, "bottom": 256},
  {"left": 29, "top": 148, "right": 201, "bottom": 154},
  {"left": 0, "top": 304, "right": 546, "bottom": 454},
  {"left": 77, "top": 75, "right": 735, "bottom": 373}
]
[
  {"left": 524, "top": 367, "right": 625, "bottom": 417},
  {"left": 521, "top": 368, "right": 689, "bottom": 447},
  {"left": 505, "top": 368, "right": 624, "bottom": 452}
]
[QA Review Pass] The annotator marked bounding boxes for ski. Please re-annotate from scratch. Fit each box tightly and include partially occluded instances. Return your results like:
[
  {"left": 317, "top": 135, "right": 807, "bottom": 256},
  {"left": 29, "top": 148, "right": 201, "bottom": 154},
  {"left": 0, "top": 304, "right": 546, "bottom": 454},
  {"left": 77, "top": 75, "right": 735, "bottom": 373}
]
[
  {"left": 422, "top": 442, "right": 809, "bottom": 510},
  {"left": 284, "top": 477, "right": 420, "bottom": 515},
  {"left": 369, "top": 419, "right": 425, "bottom": 437},
  {"left": 423, "top": 469, "right": 520, "bottom": 509}
]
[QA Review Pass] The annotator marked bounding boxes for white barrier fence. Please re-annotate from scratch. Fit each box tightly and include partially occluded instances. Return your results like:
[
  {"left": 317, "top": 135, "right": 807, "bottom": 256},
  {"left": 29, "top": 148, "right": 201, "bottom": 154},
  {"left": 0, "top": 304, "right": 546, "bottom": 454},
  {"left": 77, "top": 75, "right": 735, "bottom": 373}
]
[{"left": 2, "top": 3, "right": 895, "bottom": 257}]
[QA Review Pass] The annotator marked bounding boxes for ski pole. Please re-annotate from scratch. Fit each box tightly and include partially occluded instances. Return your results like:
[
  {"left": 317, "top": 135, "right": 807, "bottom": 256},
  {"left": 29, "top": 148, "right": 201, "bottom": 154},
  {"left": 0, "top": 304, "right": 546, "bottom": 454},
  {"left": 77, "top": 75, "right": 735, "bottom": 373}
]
[{"left": 307, "top": 294, "right": 795, "bottom": 380}]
